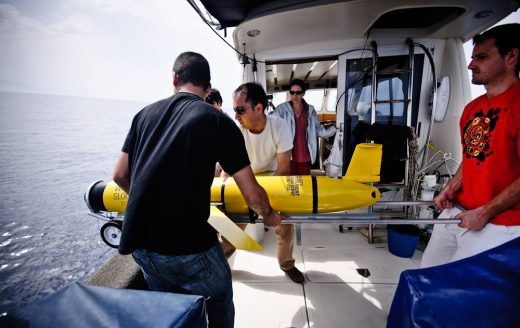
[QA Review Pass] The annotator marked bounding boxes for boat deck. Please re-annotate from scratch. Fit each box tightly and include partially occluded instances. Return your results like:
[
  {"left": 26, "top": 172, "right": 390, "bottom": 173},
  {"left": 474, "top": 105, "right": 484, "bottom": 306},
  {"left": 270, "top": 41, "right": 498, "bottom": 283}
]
[{"left": 230, "top": 223, "right": 422, "bottom": 327}]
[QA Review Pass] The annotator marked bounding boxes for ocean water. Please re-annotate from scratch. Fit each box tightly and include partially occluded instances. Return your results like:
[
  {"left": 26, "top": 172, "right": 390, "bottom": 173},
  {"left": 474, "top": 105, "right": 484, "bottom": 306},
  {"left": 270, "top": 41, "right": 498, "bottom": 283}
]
[{"left": 0, "top": 91, "right": 147, "bottom": 313}]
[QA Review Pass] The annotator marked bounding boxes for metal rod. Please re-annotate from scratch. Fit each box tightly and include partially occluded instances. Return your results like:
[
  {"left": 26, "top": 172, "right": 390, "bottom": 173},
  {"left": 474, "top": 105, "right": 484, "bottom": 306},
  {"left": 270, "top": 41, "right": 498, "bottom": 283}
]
[
  {"left": 209, "top": 200, "right": 434, "bottom": 208},
  {"left": 296, "top": 224, "right": 302, "bottom": 246},
  {"left": 89, "top": 210, "right": 459, "bottom": 225},
  {"left": 375, "top": 200, "right": 434, "bottom": 206},
  {"left": 255, "top": 218, "right": 458, "bottom": 224},
  {"left": 233, "top": 218, "right": 459, "bottom": 224},
  {"left": 228, "top": 214, "right": 459, "bottom": 225},
  {"left": 368, "top": 204, "right": 374, "bottom": 244}
]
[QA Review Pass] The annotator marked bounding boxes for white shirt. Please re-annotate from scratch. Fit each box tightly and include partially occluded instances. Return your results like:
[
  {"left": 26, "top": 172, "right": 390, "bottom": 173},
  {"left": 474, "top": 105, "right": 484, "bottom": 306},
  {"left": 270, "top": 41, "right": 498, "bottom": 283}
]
[{"left": 239, "top": 115, "right": 293, "bottom": 174}]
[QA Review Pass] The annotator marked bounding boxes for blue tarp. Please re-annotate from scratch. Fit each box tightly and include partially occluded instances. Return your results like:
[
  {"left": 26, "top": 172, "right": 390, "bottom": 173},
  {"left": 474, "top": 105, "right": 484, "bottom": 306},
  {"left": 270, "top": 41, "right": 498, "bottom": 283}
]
[
  {"left": 387, "top": 237, "right": 520, "bottom": 327},
  {"left": 1, "top": 282, "right": 207, "bottom": 327}
]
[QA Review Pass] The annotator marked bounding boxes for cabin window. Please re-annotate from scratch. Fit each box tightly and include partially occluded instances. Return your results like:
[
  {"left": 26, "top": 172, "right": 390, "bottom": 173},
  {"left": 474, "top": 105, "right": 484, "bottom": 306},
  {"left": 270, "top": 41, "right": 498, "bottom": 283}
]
[
  {"left": 325, "top": 89, "right": 338, "bottom": 112},
  {"left": 304, "top": 90, "right": 323, "bottom": 110},
  {"left": 270, "top": 92, "right": 287, "bottom": 110},
  {"left": 345, "top": 58, "right": 373, "bottom": 122},
  {"left": 271, "top": 88, "right": 338, "bottom": 115},
  {"left": 341, "top": 53, "right": 425, "bottom": 178},
  {"left": 345, "top": 54, "right": 424, "bottom": 126}
]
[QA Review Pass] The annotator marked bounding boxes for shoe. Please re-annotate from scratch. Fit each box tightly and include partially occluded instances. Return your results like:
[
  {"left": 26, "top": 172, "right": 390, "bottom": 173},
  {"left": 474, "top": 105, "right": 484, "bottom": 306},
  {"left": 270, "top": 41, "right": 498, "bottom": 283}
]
[{"left": 283, "top": 267, "right": 305, "bottom": 284}]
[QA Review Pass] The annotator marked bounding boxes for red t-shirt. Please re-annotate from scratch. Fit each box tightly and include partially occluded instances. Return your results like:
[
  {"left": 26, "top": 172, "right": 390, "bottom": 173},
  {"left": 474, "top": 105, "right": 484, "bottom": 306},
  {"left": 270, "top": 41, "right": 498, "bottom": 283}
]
[{"left": 456, "top": 81, "right": 520, "bottom": 225}]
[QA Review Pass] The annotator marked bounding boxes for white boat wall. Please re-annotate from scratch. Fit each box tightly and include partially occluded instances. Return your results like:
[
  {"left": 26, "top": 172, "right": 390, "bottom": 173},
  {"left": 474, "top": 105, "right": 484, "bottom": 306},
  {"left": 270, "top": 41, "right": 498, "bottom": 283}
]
[{"left": 191, "top": 0, "right": 518, "bottom": 186}]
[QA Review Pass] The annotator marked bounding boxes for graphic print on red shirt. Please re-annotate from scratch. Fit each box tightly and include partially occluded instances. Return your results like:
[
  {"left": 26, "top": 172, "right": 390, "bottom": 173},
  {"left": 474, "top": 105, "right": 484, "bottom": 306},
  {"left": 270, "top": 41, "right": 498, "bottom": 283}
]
[{"left": 462, "top": 107, "right": 500, "bottom": 164}]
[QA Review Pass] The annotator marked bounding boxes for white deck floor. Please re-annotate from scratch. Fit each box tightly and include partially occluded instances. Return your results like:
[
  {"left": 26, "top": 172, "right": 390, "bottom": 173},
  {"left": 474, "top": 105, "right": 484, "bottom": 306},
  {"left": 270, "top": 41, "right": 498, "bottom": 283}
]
[{"left": 229, "top": 223, "right": 422, "bottom": 328}]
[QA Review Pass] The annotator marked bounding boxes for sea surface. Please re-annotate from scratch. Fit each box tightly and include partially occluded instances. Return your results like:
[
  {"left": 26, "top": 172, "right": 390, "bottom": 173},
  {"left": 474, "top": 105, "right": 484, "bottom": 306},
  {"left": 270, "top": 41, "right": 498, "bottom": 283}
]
[{"left": 0, "top": 91, "right": 148, "bottom": 314}]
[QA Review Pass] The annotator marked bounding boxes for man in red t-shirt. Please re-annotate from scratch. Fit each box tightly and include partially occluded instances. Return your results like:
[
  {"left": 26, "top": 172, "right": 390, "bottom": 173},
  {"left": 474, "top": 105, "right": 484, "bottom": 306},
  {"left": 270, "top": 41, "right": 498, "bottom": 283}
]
[{"left": 421, "top": 23, "right": 520, "bottom": 268}]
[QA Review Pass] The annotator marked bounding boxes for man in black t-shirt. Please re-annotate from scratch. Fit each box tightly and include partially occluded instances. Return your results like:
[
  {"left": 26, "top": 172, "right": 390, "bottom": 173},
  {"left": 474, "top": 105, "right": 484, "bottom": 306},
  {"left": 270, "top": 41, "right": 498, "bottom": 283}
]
[{"left": 112, "top": 52, "right": 285, "bottom": 328}]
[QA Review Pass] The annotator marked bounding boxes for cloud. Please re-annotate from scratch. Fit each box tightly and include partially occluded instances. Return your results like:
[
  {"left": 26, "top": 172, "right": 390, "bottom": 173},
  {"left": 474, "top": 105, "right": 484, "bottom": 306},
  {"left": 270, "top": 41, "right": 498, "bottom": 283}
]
[
  {"left": 0, "top": 4, "right": 91, "bottom": 39},
  {"left": 75, "top": 0, "right": 152, "bottom": 16},
  {"left": 0, "top": 4, "right": 45, "bottom": 38},
  {"left": 75, "top": 0, "right": 142, "bottom": 14},
  {"left": 0, "top": 2, "right": 172, "bottom": 100},
  {"left": 73, "top": 0, "right": 180, "bottom": 24},
  {"left": 0, "top": 1, "right": 240, "bottom": 101}
]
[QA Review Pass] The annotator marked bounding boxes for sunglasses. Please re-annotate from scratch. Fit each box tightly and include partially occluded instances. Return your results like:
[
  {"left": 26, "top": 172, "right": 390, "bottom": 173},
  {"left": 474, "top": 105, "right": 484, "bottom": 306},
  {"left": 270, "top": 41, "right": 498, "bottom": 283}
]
[
  {"left": 289, "top": 90, "right": 304, "bottom": 95},
  {"left": 233, "top": 106, "right": 248, "bottom": 115}
]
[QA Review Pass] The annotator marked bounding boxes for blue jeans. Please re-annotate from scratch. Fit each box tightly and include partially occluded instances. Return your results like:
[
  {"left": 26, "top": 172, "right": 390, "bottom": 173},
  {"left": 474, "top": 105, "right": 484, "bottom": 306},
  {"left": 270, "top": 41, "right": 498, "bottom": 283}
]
[{"left": 132, "top": 243, "right": 234, "bottom": 328}]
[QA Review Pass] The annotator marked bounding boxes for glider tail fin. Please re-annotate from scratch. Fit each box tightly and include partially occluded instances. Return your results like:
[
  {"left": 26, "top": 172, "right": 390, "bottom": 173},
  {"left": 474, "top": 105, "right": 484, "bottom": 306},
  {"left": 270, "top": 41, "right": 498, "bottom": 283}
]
[{"left": 344, "top": 143, "right": 382, "bottom": 183}]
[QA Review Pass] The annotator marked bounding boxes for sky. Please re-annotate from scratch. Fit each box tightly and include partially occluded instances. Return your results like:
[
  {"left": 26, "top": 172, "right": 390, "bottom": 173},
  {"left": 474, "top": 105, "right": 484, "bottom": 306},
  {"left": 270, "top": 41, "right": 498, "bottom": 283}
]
[
  {"left": 0, "top": 1, "right": 518, "bottom": 105},
  {"left": 0, "top": 0, "right": 242, "bottom": 104}
]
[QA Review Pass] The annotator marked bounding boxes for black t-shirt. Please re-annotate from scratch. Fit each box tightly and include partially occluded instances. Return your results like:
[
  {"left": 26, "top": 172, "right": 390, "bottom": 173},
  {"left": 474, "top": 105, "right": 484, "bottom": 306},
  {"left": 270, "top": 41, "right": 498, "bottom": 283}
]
[{"left": 119, "top": 92, "right": 250, "bottom": 255}]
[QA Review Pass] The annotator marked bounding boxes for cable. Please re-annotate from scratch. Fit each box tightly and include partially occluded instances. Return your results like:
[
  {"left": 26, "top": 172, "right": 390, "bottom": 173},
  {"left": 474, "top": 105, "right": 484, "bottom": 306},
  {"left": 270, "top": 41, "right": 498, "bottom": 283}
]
[
  {"left": 187, "top": 0, "right": 246, "bottom": 59},
  {"left": 412, "top": 42, "right": 437, "bottom": 174},
  {"left": 335, "top": 50, "right": 379, "bottom": 113},
  {"left": 333, "top": 29, "right": 377, "bottom": 114}
]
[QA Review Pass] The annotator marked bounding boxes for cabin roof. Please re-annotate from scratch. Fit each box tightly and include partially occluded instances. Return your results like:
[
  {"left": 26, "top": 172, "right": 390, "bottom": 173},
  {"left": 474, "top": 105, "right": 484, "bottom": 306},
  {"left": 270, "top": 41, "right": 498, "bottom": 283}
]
[
  {"left": 198, "top": 0, "right": 349, "bottom": 29},
  {"left": 194, "top": 0, "right": 518, "bottom": 93},
  {"left": 196, "top": 0, "right": 518, "bottom": 42}
]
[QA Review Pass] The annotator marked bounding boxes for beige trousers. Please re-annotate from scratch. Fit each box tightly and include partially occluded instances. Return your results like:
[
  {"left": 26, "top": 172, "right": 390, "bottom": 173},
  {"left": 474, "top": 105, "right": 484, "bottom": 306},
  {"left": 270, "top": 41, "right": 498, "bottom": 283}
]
[{"left": 221, "top": 223, "right": 295, "bottom": 271}]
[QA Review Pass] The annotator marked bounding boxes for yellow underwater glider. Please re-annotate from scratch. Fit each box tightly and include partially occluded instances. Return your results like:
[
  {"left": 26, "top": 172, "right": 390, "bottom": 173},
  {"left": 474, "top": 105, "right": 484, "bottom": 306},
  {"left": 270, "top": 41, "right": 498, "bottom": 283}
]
[{"left": 85, "top": 143, "right": 383, "bottom": 249}]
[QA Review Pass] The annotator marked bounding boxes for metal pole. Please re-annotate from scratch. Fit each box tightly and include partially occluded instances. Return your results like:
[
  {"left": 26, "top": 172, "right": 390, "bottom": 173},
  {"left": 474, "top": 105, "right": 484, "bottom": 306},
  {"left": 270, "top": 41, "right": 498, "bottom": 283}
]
[
  {"left": 90, "top": 211, "right": 459, "bottom": 225},
  {"left": 227, "top": 213, "right": 459, "bottom": 225},
  {"left": 375, "top": 200, "right": 433, "bottom": 206},
  {"left": 211, "top": 200, "right": 434, "bottom": 208}
]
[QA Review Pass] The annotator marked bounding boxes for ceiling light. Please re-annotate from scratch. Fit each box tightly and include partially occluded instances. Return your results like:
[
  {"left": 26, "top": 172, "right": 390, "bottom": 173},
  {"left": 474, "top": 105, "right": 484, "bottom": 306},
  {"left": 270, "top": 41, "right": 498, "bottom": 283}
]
[
  {"left": 328, "top": 61, "right": 338, "bottom": 70},
  {"left": 247, "top": 29, "right": 260, "bottom": 37}
]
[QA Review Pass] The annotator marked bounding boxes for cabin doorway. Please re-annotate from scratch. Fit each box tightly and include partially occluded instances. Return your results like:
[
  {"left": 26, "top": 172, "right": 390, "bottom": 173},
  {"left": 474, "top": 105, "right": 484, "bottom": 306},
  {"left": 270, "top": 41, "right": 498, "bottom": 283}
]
[
  {"left": 335, "top": 45, "right": 433, "bottom": 183},
  {"left": 264, "top": 57, "right": 339, "bottom": 173}
]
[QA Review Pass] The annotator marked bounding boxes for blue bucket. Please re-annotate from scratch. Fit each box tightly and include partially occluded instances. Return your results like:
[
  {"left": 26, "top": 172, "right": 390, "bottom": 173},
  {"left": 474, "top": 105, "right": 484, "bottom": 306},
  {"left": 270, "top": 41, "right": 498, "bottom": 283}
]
[{"left": 387, "top": 225, "right": 420, "bottom": 258}]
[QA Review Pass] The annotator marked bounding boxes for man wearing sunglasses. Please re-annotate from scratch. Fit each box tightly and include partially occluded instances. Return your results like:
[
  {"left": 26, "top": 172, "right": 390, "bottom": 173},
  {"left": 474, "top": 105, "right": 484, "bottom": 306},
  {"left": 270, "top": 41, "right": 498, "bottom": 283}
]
[
  {"left": 220, "top": 82, "right": 305, "bottom": 284},
  {"left": 270, "top": 79, "right": 336, "bottom": 175}
]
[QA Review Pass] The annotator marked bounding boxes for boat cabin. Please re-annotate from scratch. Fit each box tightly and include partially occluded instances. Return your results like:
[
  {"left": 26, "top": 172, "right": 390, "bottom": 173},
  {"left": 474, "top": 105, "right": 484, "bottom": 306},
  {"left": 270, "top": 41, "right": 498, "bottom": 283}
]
[
  {"left": 193, "top": 0, "right": 517, "bottom": 183},
  {"left": 185, "top": 1, "right": 520, "bottom": 326}
]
